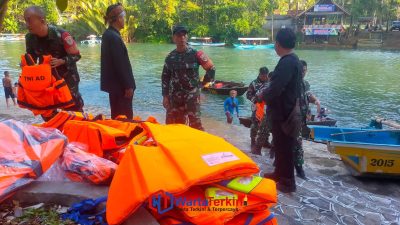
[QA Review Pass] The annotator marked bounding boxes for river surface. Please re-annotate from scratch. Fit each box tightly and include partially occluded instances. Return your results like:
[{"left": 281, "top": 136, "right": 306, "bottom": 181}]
[{"left": 1, "top": 41, "right": 399, "bottom": 127}]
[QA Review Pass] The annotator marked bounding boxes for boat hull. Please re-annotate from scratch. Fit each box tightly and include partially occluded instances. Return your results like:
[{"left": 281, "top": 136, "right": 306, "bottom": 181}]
[
  {"left": 188, "top": 42, "right": 225, "bottom": 47},
  {"left": 329, "top": 142, "right": 400, "bottom": 176},
  {"left": 310, "top": 126, "right": 400, "bottom": 176},
  {"left": 233, "top": 43, "right": 274, "bottom": 49}
]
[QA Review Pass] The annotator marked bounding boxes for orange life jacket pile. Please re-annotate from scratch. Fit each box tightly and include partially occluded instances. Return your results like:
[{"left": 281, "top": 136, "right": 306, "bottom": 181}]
[
  {"left": 1, "top": 111, "right": 278, "bottom": 225},
  {"left": 106, "top": 122, "right": 278, "bottom": 225}
]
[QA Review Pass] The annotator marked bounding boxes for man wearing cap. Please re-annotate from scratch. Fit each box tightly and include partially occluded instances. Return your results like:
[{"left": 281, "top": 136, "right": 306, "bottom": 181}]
[
  {"left": 161, "top": 25, "right": 216, "bottom": 130},
  {"left": 101, "top": 3, "right": 136, "bottom": 119},
  {"left": 24, "top": 5, "right": 84, "bottom": 120}
]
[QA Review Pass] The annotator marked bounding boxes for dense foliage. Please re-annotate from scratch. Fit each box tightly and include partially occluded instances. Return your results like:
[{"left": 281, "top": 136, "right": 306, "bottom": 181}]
[{"left": 0, "top": 0, "right": 399, "bottom": 43}]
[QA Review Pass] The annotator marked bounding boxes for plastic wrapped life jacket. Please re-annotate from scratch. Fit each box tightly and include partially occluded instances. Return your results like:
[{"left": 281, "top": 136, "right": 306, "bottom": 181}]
[
  {"left": 106, "top": 122, "right": 260, "bottom": 225},
  {"left": 17, "top": 54, "right": 75, "bottom": 117},
  {"left": 0, "top": 120, "right": 66, "bottom": 202},
  {"left": 63, "top": 118, "right": 148, "bottom": 157},
  {"left": 61, "top": 143, "right": 117, "bottom": 185}
]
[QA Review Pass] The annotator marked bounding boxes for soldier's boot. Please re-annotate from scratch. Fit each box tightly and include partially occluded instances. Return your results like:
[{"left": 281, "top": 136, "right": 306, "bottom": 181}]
[
  {"left": 251, "top": 144, "right": 262, "bottom": 155},
  {"left": 262, "top": 133, "right": 272, "bottom": 148},
  {"left": 295, "top": 165, "right": 307, "bottom": 180}
]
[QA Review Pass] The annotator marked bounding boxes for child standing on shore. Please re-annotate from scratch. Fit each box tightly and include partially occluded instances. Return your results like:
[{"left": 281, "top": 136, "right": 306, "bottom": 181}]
[
  {"left": 2, "top": 71, "right": 16, "bottom": 108},
  {"left": 224, "top": 90, "right": 239, "bottom": 124}
]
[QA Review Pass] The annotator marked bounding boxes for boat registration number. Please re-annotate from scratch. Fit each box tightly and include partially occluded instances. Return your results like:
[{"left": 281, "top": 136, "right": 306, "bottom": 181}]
[{"left": 369, "top": 159, "right": 395, "bottom": 167}]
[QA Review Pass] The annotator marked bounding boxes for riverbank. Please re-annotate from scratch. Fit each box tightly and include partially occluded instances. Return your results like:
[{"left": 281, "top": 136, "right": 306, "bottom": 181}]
[{"left": 1, "top": 98, "right": 399, "bottom": 224}]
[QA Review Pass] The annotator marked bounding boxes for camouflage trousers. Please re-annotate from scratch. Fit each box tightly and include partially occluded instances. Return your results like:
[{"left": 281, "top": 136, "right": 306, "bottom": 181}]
[
  {"left": 255, "top": 114, "right": 271, "bottom": 148},
  {"left": 165, "top": 94, "right": 204, "bottom": 131},
  {"left": 294, "top": 124, "right": 305, "bottom": 167},
  {"left": 250, "top": 111, "right": 259, "bottom": 140}
]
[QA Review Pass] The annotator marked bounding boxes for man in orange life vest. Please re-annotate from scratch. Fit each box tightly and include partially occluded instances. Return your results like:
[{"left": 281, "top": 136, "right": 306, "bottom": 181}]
[{"left": 24, "top": 6, "right": 84, "bottom": 120}]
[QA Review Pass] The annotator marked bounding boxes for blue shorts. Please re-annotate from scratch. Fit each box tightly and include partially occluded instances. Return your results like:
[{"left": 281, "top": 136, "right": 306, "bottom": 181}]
[{"left": 4, "top": 87, "right": 15, "bottom": 99}]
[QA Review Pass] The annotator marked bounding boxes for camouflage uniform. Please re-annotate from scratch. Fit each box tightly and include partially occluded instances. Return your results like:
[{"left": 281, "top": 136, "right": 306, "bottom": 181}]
[
  {"left": 246, "top": 78, "right": 267, "bottom": 144},
  {"left": 161, "top": 46, "right": 215, "bottom": 130},
  {"left": 294, "top": 79, "right": 311, "bottom": 168},
  {"left": 26, "top": 25, "right": 84, "bottom": 114}
]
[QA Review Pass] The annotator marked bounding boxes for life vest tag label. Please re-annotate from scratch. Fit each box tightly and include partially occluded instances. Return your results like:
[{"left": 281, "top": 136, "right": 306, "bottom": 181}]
[{"left": 202, "top": 152, "right": 239, "bottom": 166}]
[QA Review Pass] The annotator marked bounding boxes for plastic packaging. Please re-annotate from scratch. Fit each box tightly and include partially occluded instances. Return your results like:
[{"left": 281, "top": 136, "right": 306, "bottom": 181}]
[{"left": 61, "top": 143, "right": 117, "bottom": 185}]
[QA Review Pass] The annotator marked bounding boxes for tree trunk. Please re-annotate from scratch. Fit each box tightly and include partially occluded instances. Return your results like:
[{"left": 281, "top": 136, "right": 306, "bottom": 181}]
[{"left": 0, "top": 0, "right": 11, "bottom": 31}]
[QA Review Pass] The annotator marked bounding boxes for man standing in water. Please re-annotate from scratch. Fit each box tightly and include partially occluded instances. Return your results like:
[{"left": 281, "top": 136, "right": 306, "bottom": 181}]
[
  {"left": 259, "top": 28, "right": 303, "bottom": 193},
  {"left": 2, "top": 71, "right": 16, "bottom": 108},
  {"left": 101, "top": 3, "right": 136, "bottom": 119},
  {"left": 24, "top": 6, "right": 84, "bottom": 120},
  {"left": 161, "top": 25, "right": 216, "bottom": 130}
]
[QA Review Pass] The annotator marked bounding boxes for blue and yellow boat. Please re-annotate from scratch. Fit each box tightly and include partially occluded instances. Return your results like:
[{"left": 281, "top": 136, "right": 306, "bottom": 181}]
[{"left": 309, "top": 126, "right": 400, "bottom": 176}]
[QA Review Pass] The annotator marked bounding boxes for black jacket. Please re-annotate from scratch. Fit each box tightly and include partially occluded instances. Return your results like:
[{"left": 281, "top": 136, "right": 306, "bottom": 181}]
[
  {"left": 261, "top": 53, "right": 302, "bottom": 121},
  {"left": 100, "top": 26, "right": 135, "bottom": 94}
]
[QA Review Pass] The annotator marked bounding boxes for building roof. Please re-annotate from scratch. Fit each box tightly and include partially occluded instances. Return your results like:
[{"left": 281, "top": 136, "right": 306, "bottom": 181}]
[{"left": 297, "top": 0, "right": 350, "bottom": 17}]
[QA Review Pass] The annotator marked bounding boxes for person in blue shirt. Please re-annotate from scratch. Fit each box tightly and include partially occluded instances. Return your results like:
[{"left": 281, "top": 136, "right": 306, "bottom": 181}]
[{"left": 224, "top": 90, "right": 239, "bottom": 124}]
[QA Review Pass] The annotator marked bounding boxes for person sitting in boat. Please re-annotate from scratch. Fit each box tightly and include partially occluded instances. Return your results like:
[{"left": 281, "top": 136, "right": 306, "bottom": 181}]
[
  {"left": 246, "top": 67, "right": 269, "bottom": 149},
  {"left": 224, "top": 90, "right": 239, "bottom": 124}
]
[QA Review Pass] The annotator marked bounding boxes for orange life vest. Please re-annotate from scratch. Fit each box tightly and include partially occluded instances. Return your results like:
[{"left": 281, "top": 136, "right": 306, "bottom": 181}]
[
  {"left": 149, "top": 175, "right": 277, "bottom": 225},
  {"left": 62, "top": 119, "right": 147, "bottom": 157},
  {"left": 255, "top": 102, "right": 266, "bottom": 122},
  {"left": 17, "top": 54, "right": 75, "bottom": 117},
  {"left": 0, "top": 120, "right": 66, "bottom": 202},
  {"left": 39, "top": 111, "right": 96, "bottom": 131},
  {"left": 106, "top": 123, "right": 260, "bottom": 225}
]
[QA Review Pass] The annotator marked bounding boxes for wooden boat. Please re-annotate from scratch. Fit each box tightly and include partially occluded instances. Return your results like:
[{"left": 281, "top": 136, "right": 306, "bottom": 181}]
[
  {"left": 188, "top": 37, "right": 225, "bottom": 47},
  {"left": 309, "top": 126, "right": 400, "bottom": 176},
  {"left": 238, "top": 116, "right": 337, "bottom": 134},
  {"left": 202, "top": 81, "right": 248, "bottom": 96},
  {"left": 234, "top": 38, "right": 274, "bottom": 50},
  {"left": 239, "top": 117, "right": 252, "bottom": 128},
  {"left": 302, "top": 117, "right": 337, "bottom": 138}
]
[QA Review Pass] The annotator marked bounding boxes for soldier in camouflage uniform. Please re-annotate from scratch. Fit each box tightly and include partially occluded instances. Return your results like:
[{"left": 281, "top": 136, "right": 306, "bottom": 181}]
[
  {"left": 24, "top": 6, "right": 84, "bottom": 120},
  {"left": 246, "top": 67, "right": 269, "bottom": 150},
  {"left": 161, "top": 25, "right": 215, "bottom": 130},
  {"left": 295, "top": 60, "right": 321, "bottom": 179}
]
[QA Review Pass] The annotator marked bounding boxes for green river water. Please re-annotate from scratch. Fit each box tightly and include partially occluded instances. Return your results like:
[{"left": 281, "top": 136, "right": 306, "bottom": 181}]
[{"left": 1, "top": 41, "right": 399, "bottom": 127}]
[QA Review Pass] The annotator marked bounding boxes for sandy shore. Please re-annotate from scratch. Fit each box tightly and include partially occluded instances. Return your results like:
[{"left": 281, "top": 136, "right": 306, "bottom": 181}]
[{"left": 1, "top": 98, "right": 399, "bottom": 224}]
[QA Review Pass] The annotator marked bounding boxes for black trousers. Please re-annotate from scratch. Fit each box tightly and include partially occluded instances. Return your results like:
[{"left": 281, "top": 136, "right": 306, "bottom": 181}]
[
  {"left": 109, "top": 92, "right": 133, "bottom": 120},
  {"left": 271, "top": 119, "right": 296, "bottom": 181}
]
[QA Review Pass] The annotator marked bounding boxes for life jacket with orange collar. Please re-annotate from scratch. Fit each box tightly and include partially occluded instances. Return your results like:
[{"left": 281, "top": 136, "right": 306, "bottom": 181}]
[
  {"left": 62, "top": 117, "right": 152, "bottom": 157},
  {"left": 39, "top": 111, "right": 97, "bottom": 131},
  {"left": 17, "top": 54, "right": 75, "bottom": 117}
]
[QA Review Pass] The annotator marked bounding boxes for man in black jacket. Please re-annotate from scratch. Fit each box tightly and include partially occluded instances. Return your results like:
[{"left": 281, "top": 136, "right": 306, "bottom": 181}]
[
  {"left": 101, "top": 3, "right": 135, "bottom": 119},
  {"left": 258, "top": 28, "right": 303, "bottom": 193}
]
